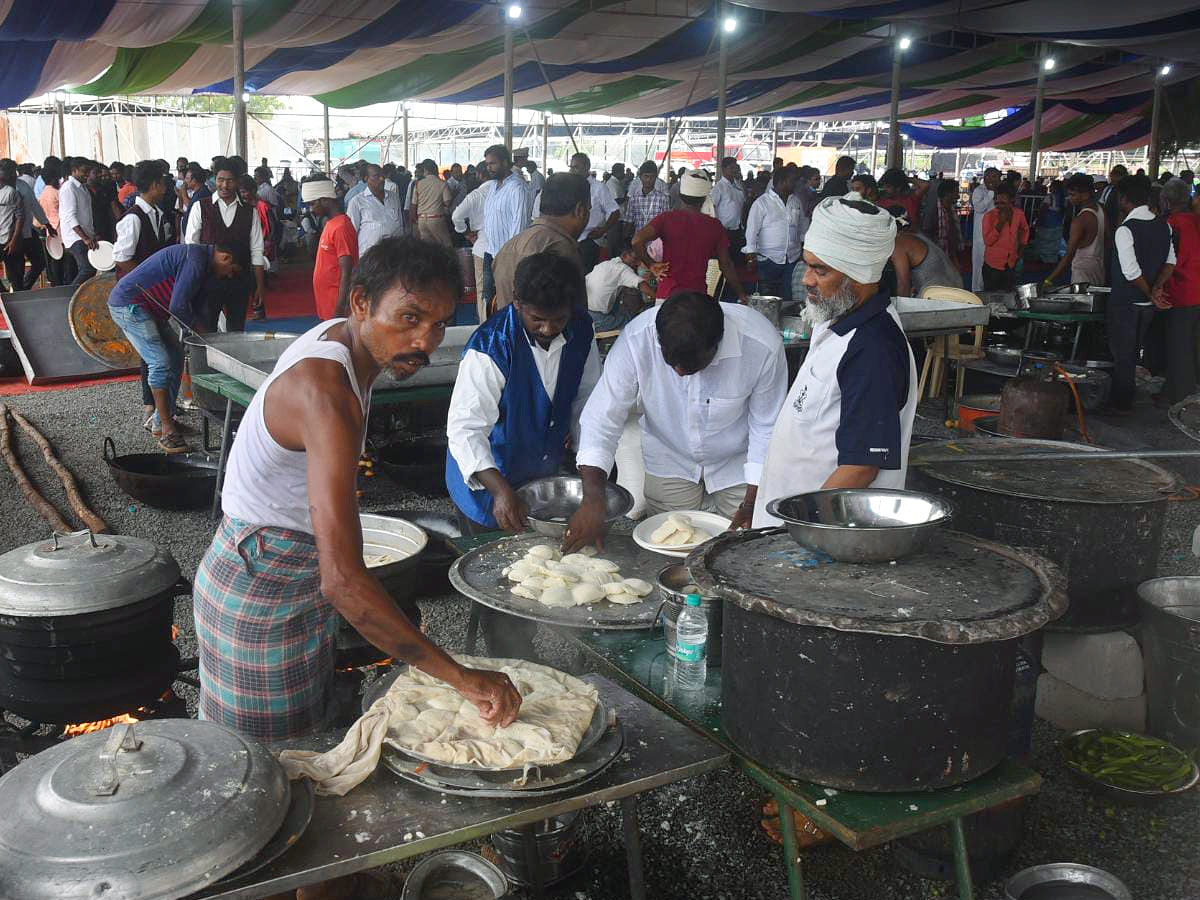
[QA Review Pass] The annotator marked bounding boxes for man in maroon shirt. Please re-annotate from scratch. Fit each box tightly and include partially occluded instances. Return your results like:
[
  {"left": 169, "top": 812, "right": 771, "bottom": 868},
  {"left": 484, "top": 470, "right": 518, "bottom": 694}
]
[{"left": 632, "top": 170, "right": 748, "bottom": 303}]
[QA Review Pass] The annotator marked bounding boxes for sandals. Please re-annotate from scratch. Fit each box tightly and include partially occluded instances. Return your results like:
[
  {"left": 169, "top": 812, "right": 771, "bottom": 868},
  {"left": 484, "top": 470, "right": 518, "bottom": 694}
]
[
  {"left": 158, "top": 432, "right": 189, "bottom": 454},
  {"left": 143, "top": 415, "right": 162, "bottom": 437}
]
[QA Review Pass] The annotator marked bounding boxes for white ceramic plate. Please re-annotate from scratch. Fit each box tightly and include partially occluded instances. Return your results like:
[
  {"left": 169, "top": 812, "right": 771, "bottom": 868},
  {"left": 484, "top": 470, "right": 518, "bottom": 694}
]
[
  {"left": 45, "top": 232, "right": 63, "bottom": 260},
  {"left": 87, "top": 240, "right": 115, "bottom": 272},
  {"left": 632, "top": 510, "right": 732, "bottom": 558}
]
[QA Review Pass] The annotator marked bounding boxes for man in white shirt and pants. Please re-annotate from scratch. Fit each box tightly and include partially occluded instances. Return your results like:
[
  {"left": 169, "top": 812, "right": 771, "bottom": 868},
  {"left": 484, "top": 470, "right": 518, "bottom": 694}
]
[
  {"left": 971, "top": 168, "right": 1000, "bottom": 292},
  {"left": 744, "top": 166, "right": 807, "bottom": 301},
  {"left": 453, "top": 176, "right": 497, "bottom": 324},
  {"left": 711, "top": 156, "right": 746, "bottom": 251},
  {"left": 347, "top": 163, "right": 403, "bottom": 256},
  {"left": 59, "top": 157, "right": 99, "bottom": 286},
  {"left": 565, "top": 292, "right": 788, "bottom": 550}
]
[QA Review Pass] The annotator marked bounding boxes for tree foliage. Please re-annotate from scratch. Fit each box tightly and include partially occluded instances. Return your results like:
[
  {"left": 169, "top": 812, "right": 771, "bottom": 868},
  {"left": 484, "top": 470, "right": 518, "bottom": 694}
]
[{"left": 176, "top": 94, "right": 285, "bottom": 116}]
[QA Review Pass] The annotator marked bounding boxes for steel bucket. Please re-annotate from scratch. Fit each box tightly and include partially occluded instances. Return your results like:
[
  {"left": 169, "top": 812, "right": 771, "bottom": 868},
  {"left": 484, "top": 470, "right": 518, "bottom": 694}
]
[
  {"left": 184, "top": 334, "right": 225, "bottom": 414},
  {"left": 747, "top": 294, "right": 782, "bottom": 327},
  {"left": 655, "top": 564, "right": 722, "bottom": 666},
  {"left": 1137, "top": 577, "right": 1200, "bottom": 752},
  {"left": 489, "top": 811, "right": 585, "bottom": 887}
]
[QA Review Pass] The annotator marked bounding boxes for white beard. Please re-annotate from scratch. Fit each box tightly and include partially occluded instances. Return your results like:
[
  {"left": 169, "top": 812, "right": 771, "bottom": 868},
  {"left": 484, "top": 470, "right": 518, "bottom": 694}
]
[{"left": 803, "top": 279, "right": 859, "bottom": 325}]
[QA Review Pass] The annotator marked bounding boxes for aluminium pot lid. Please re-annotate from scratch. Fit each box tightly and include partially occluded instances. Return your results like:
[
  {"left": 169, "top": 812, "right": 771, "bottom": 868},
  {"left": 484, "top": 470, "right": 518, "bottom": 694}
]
[
  {"left": 0, "top": 718, "right": 291, "bottom": 900},
  {"left": 910, "top": 438, "right": 1177, "bottom": 504},
  {"left": 0, "top": 530, "right": 181, "bottom": 616},
  {"left": 686, "top": 528, "right": 1067, "bottom": 644}
]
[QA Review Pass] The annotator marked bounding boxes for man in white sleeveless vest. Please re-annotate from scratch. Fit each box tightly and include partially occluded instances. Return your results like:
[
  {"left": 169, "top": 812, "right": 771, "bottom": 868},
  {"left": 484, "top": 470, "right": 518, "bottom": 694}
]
[{"left": 194, "top": 236, "right": 521, "bottom": 750}]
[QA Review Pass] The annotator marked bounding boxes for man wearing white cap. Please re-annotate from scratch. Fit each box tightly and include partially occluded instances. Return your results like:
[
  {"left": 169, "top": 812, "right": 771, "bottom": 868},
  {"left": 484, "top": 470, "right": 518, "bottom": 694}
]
[
  {"left": 632, "top": 169, "right": 748, "bottom": 303},
  {"left": 304, "top": 178, "right": 358, "bottom": 320},
  {"left": 752, "top": 196, "right": 918, "bottom": 527}
]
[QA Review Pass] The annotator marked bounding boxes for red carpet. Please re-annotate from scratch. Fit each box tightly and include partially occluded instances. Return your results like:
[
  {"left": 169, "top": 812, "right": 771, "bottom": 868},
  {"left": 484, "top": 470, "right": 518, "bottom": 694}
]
[
  {"left": 0, "top": 373, "right": 138, "bottom": 397},
  {"left": 264, "top": 260, "right": 317, "bottom": 318}
]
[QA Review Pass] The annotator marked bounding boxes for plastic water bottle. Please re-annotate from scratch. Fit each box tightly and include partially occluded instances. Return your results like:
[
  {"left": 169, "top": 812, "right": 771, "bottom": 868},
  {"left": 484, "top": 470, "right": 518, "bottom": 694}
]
[{"left": 673, "top": 594, "right": 708, "bottom": 689}]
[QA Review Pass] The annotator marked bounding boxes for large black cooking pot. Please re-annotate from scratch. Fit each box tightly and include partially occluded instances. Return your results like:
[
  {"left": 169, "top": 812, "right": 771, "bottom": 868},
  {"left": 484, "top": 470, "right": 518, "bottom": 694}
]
[
  {"left": 0, "top": 530, "right": 183, "bottom": 722},
  {"left": 909, "top": 438, "right": 1176, "bottom": 632},
  {"left": 688, "top": 529, "right": 1066, "bottom": 792},
  {"left": 376, "top": 439, "right": 450, "bottom": 497},
  {"left": 103, "top": 437, "right": 218, "bottom": 511}
]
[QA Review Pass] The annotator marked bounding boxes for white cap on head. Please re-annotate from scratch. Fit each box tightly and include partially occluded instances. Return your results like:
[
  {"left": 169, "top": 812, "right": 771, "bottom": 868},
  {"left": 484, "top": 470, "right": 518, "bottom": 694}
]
[
  {"left": 301, "top": 179, "right": 337, "bottom": 203},
  {"left": 803, "top": 196, "right": 897, "bottom": 285},
  {"left": 680, "top": 170, "right": 712, "bottom": 199}
]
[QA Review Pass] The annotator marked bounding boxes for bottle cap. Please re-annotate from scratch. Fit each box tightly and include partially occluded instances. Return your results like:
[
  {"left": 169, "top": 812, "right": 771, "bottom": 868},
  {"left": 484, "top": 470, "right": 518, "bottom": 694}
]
[{"left": 685, "top": 594, "right": 702, "bottom": 607}]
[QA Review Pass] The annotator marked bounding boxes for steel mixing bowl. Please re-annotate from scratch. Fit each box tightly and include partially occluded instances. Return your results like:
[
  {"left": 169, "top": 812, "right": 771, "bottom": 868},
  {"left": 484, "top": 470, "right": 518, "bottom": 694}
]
[
  {"left": 1004, "top": 862, "right": 1132, "bottom": 900},
  {"left": 766, "top": 489, "right": 953, "bottom": 563},
  {"left": 516, "top": 476, "right": 634, "bottom": 538}
]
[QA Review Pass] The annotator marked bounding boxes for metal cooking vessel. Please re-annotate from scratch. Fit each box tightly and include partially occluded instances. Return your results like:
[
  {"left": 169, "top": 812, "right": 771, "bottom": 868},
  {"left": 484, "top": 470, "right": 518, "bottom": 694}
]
[
  {"left": 910, "top": 438, "right": 1176, "bottom": 632},
  {"left": 656, "top": 564, "right": 722, "bottom": 665},
  {"left": 517, "top": 476, "right": 633, "bottom": 538},
  {"left": 103, "top": 437, "right": 218, "bottom": 511},
  {"left": 0, "top": 719, "right": 290, "bottom": 900},
  {"left": 688, "top": 528, "right": 1065, "bottom": 790},
  {"left": 1004, "top": 862, "right": 1132, "bottom": 900},
  {"left": 1136, "top": 577, "right": 1200, "bottom": 751}
]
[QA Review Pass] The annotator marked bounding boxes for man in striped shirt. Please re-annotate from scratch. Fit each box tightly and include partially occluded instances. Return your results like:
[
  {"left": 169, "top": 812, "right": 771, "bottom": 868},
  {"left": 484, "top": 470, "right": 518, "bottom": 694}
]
[
  {"left": 623, "top": 161, "right": 670, "bottom": 240},
  {"left": 108, "top": 243, "right": 239, "bottom": 452},
  {"left": 480, "top": 144, "right": 534, "bottom": 308}
]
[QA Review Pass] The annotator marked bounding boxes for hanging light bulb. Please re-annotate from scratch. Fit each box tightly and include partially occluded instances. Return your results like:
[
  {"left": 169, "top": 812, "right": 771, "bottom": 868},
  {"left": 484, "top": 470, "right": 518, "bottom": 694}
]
[
  {"left": 506, "top": 4, "right": 522, "bottom": 19},
  {"left": 1160, "top": 64, "right": 1172, "bottom": 77},
  {"left": 241, "top": 92, "right": 251, "bottom": 102},
  {"left": 1043, "top": 58, "right": 1056, "bottom": 71},
  {"left": 723, "top": 16, "right": 738, "bottom": 33},
  {"left": 898, "top": 36, "right": 912, "bottom": 50}
]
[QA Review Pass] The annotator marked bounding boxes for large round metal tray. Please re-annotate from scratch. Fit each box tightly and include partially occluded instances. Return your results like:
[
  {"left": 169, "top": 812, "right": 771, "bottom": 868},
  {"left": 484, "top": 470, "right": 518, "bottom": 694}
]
[
  {"left": 448, "top": 533, "right": 666, "bottom": 629},
  {"left": 362, "top": 666, "right": 612, "bottom": 773},
  {"left": 69, "top": 272, "right": 140, "bottom": 369},
  {"left": 212, "top": 779, "right": 315, "bottom": 887}
]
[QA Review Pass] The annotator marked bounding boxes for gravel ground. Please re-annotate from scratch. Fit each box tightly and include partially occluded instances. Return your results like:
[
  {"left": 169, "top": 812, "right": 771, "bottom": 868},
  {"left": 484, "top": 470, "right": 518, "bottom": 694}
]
[{"left": 0, "top": 379, "right": 1198, "bottom": 900}]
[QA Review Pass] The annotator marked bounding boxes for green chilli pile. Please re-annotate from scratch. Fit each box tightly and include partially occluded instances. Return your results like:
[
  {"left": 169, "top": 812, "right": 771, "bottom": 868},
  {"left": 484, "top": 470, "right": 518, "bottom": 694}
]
[{"left": 1063, "top": 729, "right": 1196, "bottom": 793}]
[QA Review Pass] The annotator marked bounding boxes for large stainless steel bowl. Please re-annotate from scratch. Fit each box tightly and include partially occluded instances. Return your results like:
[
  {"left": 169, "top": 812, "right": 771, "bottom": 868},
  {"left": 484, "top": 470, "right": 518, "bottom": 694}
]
[
  {"left": 516, "top": 476, "right": 634, "bottom": 538},
  {"left": 1004, "top": 863, "right": 1132, "bottom": 900},
  {"left": 765, "top": 489, "right": 953, "bottom": 562}
]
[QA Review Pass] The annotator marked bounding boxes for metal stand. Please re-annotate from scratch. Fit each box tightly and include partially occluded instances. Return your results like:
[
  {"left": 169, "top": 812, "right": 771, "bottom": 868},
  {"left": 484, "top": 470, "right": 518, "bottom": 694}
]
[
  {"left": 210, "top": 398, "right": 234, "bottom": 520},
  {"left": 950, "top": 816, "right": 975, "bottom": 900},
  {"left": 621, "top": 795, "right": 647, "bottom": 900}
]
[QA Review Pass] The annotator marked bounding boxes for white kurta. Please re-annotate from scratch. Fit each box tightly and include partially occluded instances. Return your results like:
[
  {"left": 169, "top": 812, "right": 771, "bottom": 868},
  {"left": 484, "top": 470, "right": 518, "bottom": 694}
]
[{"left": 970, "top": 185, "right": 994, "bottom": 292}]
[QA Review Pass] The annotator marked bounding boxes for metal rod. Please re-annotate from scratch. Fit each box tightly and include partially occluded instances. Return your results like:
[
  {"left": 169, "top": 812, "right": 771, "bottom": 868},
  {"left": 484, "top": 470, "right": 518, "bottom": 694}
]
[
  {"left": 402, "top": 105, "right": 409, "bottom": 168},
  {"left": 771, "top": 116, "right": 779, "bottom": 163},
  {"left": 542, "top": 111, "right": 549, "bottom": 169},
  {"left": 322, "top": 104, "right": 331, "bottom": 175},
  {"left": 56, "top": 98, "right": 66, "bottom": 156},
  {"left": 870, "top": 120, "right": 878, "bottom": 174},
  {"left": 503, "top": 22, "right": 515, "bottom": 151},
  {"left": 949, "top": 817, "right": 974, "bottom": 900},
  {"left": 1029, "top": 44, "right": 1048, "bottom": 181},
  {"left": 1148, "top": 68, "right": 1165, "bottom": 180},
  {"left": 716, "top": 2, "right": 728, "bottom": 167},
  {"left": 887, "top": 38, "right": 902, "bottom": 169},
  {"left": 664, "top": 117, "right": 672, "bottom": 172},
  {"left": 232, "top": 0, "right": 247, "bottom": 160},
  {"left": 918, "top": 449, "right": 1200, "bottom": 464},
  {"left": 621, "top": 796, "right": 647, "bottom": 900}
]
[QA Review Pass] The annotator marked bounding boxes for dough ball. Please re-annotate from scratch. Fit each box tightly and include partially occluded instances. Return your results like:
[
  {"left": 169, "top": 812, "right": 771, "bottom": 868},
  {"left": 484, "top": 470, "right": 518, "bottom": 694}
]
[
  {"left": 541, "top": 561, "right": 580, "bottom": 582},
  {"left": 586, "top": 558, "right": 621, "bottom": 573},
  {"left": 507, "top": 563, "right": 536, "bottom": 582},
  {"left": 580, "top": 570, "right": 619, "bottom": 587},
  {"left": 667, "top": 513, "right": 693, "bottom": 529},
  {"left": 606, "top": 591, "right": 642, "bottom": 605},
  {"left": 511, "top": 584, "right": 541, "bottom": 601},
  {"left": 542, "top": 575, "right": 572, "bottom": 590},
  {"left": 540, "top": 587, "right": 575, "bottom": 608},
  {"left": 621, "top": 578, "right": 654, "bottom": 597},
  {"left": 571, "top": 584, "right": 605, "bottom": 606},
  {"left": 521, "top": 576, "right": 548, "bottom": 591},
  {"left": 527, "top": 545, "right": 560, "bottom": 561},
  {"left": 600, "top": 581, "right": 631, "bottom": 596},
  {"left": 560, "top": 553, "right": 595, "bottom": 568},
  {"left": 650, "top": 521, "right": 680, "bottom": 544}
]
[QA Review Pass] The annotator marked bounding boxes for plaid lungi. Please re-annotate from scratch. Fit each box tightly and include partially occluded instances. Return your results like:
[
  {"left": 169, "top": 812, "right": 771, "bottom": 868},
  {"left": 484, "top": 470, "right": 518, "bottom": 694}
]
[{"left": 194, "top": 516, "right": 339, "bottom": 742}]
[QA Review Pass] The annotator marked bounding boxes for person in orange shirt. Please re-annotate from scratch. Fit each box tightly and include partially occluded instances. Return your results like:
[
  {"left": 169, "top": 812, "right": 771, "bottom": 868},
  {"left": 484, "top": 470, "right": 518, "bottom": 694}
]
[
  {"left": 981, "top": 182, "right": 1030, "bottom": 290},
  {"left": 303, "top": 178, "right": 358, "bottom": 320}
]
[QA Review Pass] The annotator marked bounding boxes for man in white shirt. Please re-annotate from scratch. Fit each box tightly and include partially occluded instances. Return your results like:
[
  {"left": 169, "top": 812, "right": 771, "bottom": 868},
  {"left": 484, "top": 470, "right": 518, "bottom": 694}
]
[
  {"left": 347, "top": 163, "right": 403, "bottom": 256},
  {"left": 481, "top": 144, "right": 534, "bottom": 309},
  {"left": 58, "top": 156, "right": 99, "bottom": 285},
  {"left": 566, "top": 292, "right": 788, "bottom": 550},
  {"left": 573, "top": 153, "right": 619, "bottom": 274},
  {"left": 753, "top": 197, "right": 917, "bottom": 527},
  {"left": 607, "top": 163, "right": 628, "bottom": 202},
  {"left": 585, "top": 248, "right": 652, "bottom": 331},
  {"left": 113, "top": 163, "right": 169, "bottom": 275},
  {"left": 710, "top": 157, "right": 746, "bottom": 248},
  {"left": 184, "top": 163, "right": 267, "bottom": 331},
  {"left": 744, "top": 166, "right": 807, "bottom": 300},
  {"left": 970, "top": 168, "right": 1000, "bottom": 291},
  {"left": 4, "top": 159, "right": 52, "bottom": 291},
  {"left": 446, "top": 251, "right": 601, "bottom": 657},
  {"left": 453, "top": 175, "right": 497, "bottom": 323}
]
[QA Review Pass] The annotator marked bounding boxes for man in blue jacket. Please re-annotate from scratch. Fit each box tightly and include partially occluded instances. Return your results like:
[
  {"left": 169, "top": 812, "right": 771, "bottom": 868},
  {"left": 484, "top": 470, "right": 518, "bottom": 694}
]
[
  {"left": 108, "top": 242, "right": 239, "bottom": 452},
  {"left": 446, "top": 250, "right": 600, "bottom": 657}
]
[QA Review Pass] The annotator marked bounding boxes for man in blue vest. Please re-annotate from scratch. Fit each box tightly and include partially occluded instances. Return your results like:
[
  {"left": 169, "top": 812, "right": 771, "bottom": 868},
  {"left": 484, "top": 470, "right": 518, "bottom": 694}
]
[
  {"left": 446, "top": 250, "right": 601, "bottom": 657},
  {"left": 1105, "top": 174, "right": 1176, "bottom": 415}
]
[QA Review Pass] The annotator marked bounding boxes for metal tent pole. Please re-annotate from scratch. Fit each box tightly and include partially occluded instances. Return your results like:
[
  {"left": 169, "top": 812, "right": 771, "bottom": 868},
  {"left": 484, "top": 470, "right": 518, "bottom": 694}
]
[
  {"left": 870, "top": 120, "right": 878, "bottom": 174},
  {"left": 56, "top": 98, "right": 66, "bottom": 156},
  {"left": 716, "top": 4, "right": 730, "bottom": 167},
  {"left": 542, "top": 112, "right": 549, "bottom": 169},
  {"left": 887, "top": 33, "right": 905, "bottom": 169},
  {"left": 232, "top": 0, "right": 247, "bottom": 160},
  {"left": 1029, "top": 45, "right": 1049, "bottom": 181},
  {"left": 323, "top": 104, "right": 331, "bottom": 174},
  {"left": 503, "top": 19, "right": 515, "bottom": 150},
  {"left": 771, "top": 116, "right": 779, "bottom": 163},
  {"left": 664, "top": 117, "right": 672, "bottom": 172},
  {"left": 403, "top": 105, "right": 409, "bottom": 168},
  {"left": 1148, "top": 65, "right": 1166, "bottom": 179}
]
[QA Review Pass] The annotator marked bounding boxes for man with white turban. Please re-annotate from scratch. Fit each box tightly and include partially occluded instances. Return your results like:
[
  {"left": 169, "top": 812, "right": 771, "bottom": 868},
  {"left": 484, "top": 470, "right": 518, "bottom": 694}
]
[
  {"left": 303, "top": 177, "right": 358, "bottom": 319},
  {"left": 752, "top": 196, "right": 918, "bottom": 527}
]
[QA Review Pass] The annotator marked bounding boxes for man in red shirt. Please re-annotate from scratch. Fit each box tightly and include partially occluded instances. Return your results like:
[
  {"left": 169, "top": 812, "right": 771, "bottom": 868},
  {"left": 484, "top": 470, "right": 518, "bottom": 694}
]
[
  {"left": 632, "top": 170, "right": 748, "bottom": 303},
  {"left": 1160, "top": 177, "right": 1200, "bottom": 403},
  {"left": 304, "top": 179, "right": 359, "bottom": 320}
]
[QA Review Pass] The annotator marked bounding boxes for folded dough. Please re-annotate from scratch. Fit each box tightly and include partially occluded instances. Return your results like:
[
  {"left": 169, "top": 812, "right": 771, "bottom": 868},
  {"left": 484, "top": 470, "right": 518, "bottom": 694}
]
[{"left": 527, "top": 545, "right": 560, "bottom": 561}]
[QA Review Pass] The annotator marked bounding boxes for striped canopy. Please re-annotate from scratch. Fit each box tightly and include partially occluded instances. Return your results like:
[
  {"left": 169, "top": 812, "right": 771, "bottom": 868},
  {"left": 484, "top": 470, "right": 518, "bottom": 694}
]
[{"left": 1, "top": 0, "right": 1194, "bottom": 150}]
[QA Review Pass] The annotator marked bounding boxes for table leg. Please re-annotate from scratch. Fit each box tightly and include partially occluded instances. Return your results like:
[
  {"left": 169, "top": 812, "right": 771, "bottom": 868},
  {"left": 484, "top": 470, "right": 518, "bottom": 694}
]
[
  {"left": 465, "top": 602, "right": 480, "bottom": 655},
  {"left": 210, "top": 398, "right": 234, "bottom": 521},
  {"left": 202, "top": 414, "right": 211, "bottom": 454},
  {"left": 519, "top": 822, "right": 546, "bottom": 900},
  {"left": 621, "top": 795, "right": 647, "bottom": 900},
  {"left": 1024, "top": 320, "right": 1034, "bottom": 350},
  {"left": 778, "top": 801, "right": 809, "bottom": 900},
  {"left": 1071, "top": 323, "right": 1083, "bottom": 361},
  {"left": 950, "top": 816, "right": 974, "bottom": 900}
]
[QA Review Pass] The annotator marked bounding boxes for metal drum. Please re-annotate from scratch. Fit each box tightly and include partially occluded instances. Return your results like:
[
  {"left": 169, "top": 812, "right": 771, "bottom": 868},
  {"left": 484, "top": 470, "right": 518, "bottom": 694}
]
[
  {"left": 1137, "top": 578, "right": 1200, "bottom": 752},
  {"left": 910, "top": 439, "right": 1177, "bottom": 632},
  {"left": 688, "top": 528, "right": 1065, "bottom": 791},
  {"left": 490, "top": 811, "right": 586, "bottom": 887}
]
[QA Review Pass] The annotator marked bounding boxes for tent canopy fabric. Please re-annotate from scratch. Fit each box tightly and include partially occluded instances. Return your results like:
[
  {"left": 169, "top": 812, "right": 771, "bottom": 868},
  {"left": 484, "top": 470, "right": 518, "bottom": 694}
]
[{"left": 0, "top": 1, "right": 1193, "bottom": 150}]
